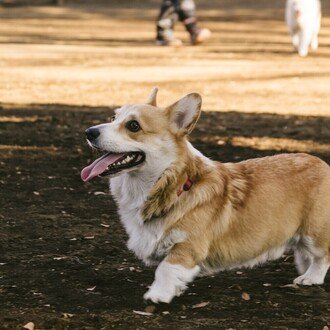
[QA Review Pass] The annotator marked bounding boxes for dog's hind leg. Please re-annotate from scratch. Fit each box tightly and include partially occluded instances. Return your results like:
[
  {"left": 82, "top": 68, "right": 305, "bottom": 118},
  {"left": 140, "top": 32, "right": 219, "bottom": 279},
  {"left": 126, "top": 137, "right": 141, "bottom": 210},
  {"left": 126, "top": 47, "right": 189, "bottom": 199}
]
[
  {"left": 294, "top": 175, "right": 330, "bottom": 285},
  {"left": 294, "top": 254, "right": 329, "bottom": 285},
  {"left": 311, "top": 33, "right": 318, "bottom": 50},
  {"left": 292, "top": 33, "right": 299, "bottom": 50},
  {"left": 297, "top": 29, "right": 313, "bottom": 57},
  {"left": 294, "top": 248, "right": 312, "bottom": 275},
  {"left": 311, "top": 10, "right": 321, "bottom": 50},
  {"left": 293, "top": 236, "right": 329, "bottom": 285}
]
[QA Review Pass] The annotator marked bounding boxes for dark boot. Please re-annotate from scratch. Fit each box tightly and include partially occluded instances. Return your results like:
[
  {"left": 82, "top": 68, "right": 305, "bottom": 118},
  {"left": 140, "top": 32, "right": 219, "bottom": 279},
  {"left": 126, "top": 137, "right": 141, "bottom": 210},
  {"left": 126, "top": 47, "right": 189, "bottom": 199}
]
[{"left": 156, "top": 0, "right": 182, "bottom": 46}]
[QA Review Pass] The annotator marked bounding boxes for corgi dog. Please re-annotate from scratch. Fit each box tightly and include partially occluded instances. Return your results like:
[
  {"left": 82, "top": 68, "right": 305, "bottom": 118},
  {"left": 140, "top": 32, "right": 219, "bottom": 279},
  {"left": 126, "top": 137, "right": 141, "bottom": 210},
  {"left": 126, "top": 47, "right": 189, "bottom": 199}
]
[
  {"left": 81, "top": 89, "right": 330, "bottom": 303},
  {"left": 285, "top": 0, "right": 321, "bottom": 57}
]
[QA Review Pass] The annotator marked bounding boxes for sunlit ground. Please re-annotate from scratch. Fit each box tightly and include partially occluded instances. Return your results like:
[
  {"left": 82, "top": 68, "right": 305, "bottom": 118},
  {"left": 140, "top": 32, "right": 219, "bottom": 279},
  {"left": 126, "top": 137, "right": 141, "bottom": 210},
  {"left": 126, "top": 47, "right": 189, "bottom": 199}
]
[{"left": 0, "top": 0, "right": 329, "bottom": 115}]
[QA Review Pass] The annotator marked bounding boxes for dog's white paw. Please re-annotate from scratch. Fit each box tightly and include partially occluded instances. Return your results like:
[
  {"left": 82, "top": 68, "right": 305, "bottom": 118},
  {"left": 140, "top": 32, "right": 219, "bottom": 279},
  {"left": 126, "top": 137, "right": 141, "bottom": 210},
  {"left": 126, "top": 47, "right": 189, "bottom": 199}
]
[
  {"left": 143, "top": 285, "right": 177, "bottom": 304},
  {"left": 143, "top": 261, "right": 200, "bottom": 303},
  {"left": 298, "top": 48, "right": 308, "bottom": 57},
  {"left": 292, "top": 35, "right": 299, "bottom": 50},
  {"left": 311, "top": 38, "right": 318, "bottom": 50},
  {"left": 293, "top": 274, "right": 324, "bottom": 286}
]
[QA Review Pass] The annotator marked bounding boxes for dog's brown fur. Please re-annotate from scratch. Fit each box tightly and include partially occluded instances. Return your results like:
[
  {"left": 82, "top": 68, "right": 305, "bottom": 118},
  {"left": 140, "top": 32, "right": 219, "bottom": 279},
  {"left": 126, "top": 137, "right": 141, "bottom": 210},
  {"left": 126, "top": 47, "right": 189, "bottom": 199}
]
[
  {"left": 139, "top": 90, "right": 330, "bottom": 274},
  {"left": 85, "top": 89, "right": 330, "bottom": 302},
  {"left": 144, "top": 148, "right": 330, "bottom": 270}
]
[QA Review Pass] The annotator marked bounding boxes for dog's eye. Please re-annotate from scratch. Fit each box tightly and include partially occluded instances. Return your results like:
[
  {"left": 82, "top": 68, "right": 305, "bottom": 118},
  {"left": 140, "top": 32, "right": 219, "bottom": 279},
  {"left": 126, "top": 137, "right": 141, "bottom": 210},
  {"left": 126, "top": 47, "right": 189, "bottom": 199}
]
[
  {"left": 126, "top": 120, "right": 141, "bottom": 132},
  {"left": 110, "top": 115, "right": 116, "bottom": 122}
]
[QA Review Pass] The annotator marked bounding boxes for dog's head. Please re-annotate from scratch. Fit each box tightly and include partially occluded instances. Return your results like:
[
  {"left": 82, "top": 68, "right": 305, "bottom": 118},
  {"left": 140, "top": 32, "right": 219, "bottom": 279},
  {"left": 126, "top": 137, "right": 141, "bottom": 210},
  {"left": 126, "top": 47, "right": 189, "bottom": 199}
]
[
  {"left": 290, "top": 0, "right": 305, "bottom": 19},
  {"left": 81, "top": 88, "right": 202, "bottom": 181}
]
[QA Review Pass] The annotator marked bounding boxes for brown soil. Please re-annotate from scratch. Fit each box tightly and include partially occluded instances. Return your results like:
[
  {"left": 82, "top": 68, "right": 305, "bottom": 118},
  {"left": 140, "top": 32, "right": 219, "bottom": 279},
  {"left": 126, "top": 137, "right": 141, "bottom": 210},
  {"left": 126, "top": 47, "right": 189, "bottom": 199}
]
[
  {"left": 0, "top": 104, "right": 329, "bottom": 329},
  {"left": 0, "top": 1, "right": 329, "bottom": 329}
]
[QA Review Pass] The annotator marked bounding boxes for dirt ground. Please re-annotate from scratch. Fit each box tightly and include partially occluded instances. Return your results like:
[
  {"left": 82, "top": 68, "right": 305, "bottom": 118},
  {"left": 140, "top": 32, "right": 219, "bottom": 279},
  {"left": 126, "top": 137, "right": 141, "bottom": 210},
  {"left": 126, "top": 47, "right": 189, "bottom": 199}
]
[
  {"left": 0, "top": 1, "right": 329, "bottom": 329},
  {"left": 0, "top": 0, "right": 330, "bottom": 115}
]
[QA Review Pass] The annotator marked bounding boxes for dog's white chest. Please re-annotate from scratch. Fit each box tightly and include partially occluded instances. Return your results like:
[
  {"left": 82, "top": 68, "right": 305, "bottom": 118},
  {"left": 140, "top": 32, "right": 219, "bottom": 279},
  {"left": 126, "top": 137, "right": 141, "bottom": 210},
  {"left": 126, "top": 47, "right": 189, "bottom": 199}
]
[
  {"left": 121, "top": 207, "right": 166, "bottom": 264},
  {"left": 120, "top": 207, "right": 189, "bottom": 265},
  {"left": 110, "top": 175, "right": 185, "bottom": 265}
]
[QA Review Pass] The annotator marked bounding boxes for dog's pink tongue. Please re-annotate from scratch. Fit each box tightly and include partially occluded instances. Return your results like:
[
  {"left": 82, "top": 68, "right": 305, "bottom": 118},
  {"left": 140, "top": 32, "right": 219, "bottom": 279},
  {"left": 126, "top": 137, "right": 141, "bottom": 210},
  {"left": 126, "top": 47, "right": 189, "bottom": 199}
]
[{"left": 81, "top": 153, "right": 125, "bottom": 182}]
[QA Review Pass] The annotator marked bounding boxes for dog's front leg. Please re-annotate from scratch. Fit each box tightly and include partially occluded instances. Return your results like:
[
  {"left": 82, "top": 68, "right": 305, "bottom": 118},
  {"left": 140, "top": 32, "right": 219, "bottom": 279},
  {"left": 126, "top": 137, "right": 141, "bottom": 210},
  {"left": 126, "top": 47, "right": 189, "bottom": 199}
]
[{"left": 144, "top": 247, "right": 201, "bottom": 304}]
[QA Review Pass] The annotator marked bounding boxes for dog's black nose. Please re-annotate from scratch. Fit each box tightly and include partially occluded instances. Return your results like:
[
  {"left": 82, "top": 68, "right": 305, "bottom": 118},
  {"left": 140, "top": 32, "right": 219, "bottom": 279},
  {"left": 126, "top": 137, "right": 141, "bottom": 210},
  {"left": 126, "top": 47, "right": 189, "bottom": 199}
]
[{"left": 85, "top": 127, "right": 100, "bottom": 141}]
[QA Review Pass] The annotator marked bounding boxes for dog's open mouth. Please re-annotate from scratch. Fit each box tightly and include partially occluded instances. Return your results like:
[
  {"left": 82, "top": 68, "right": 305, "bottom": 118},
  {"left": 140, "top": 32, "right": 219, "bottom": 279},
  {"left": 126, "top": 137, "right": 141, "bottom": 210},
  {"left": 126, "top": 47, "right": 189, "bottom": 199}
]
[{"left": 81, "top": 151, "right": 145, "bottom": 182}]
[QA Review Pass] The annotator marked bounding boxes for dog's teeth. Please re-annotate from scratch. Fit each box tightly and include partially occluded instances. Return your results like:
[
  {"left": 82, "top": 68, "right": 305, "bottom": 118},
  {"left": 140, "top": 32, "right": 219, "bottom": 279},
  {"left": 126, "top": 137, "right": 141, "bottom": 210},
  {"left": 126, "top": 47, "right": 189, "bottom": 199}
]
[{"left": 104, "top": 153, "right": 142, "bottom": 172}]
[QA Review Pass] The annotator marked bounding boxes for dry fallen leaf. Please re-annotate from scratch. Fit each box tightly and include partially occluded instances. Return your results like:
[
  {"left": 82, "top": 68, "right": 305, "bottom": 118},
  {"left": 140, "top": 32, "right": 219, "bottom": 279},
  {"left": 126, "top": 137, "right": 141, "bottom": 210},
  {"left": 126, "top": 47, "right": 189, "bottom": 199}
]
[
  {"left": 62, "top": 313, "right": 74, "bottom": 319},
  {"left": 94, "top": 191, "right": 106, "bottom": 195},
  {"left": 23, "top": 322, "right": 35, "bottom": 330},
  {"left": 87, "top": 286, "right": 96, "bottom": 291},
  {"left": 241, "top": 292, "right": 250, "bottom": 301},
  {"left": 192, "top": 301, "right": 210, "bottom": 309},
  {"left": 280, "top": 283, "right": 299, "bottom": 289},
  {"left": 133, "top": 310, "right": 153, "bottom": 316},
  {"left": 283, "top": 255, "right": 291, "bottom": 262},
  {"left": 229, "top": 284, "right": 242, "bottom": 290},
  {"left": 144, "top": 305, "right": 156, "bottom": 314},
  {"left": 53, "top": 256, "right": 67, "bottom": 260},
  {"left": 100, "top": 223, "right": 110, "bottom": 228}
]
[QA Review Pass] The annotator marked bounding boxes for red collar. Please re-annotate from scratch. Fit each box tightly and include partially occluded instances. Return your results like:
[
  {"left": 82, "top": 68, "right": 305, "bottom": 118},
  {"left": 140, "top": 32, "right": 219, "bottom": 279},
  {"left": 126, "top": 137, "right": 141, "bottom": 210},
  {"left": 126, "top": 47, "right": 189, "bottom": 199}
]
[{"left": 177, "top": 177, "right": 194, "bottom": 196}]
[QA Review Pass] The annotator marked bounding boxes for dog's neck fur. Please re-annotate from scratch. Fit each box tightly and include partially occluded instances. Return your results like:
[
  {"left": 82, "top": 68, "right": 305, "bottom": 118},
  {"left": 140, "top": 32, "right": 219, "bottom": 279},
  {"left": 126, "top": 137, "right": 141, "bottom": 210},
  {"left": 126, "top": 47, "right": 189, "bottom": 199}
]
[
  {"left": 110, "top": 139, "right": 207, "bottom": 222},
  {"left": 109, "top": 139, "right": 211, "bottom": 264},
  {"left": 141, "top": 141, "right": 205, "bottom": 221}
]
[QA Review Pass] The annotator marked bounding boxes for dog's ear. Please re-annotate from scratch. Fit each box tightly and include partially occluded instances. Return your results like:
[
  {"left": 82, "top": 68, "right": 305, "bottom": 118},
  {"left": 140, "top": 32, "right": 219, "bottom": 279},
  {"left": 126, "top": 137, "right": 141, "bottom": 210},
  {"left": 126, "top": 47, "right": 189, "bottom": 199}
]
[
  {"left": 146, "top": 87, "right": 158, "bottom": 107},
  {"left": 166, "top": 93, "right": 202, "bottom": 135}
]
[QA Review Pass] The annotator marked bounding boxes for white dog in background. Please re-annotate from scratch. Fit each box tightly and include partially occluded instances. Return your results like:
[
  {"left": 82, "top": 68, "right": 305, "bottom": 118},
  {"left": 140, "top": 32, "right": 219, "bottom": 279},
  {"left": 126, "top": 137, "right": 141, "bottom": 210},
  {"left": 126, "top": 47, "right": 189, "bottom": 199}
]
[{"left": 285, "top": 0, "right": 321, "bottom": 56}]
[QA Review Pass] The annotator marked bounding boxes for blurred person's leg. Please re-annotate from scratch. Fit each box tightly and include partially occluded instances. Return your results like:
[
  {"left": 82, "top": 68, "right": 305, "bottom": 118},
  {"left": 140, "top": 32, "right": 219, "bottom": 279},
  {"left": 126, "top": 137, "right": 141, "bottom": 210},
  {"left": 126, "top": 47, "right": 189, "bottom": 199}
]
[
  {"left": 177, "top": 0, "right": 211, "bottom": 45},
  {"left": 156, "top": 0, "right": 182, "bottom": 46}
]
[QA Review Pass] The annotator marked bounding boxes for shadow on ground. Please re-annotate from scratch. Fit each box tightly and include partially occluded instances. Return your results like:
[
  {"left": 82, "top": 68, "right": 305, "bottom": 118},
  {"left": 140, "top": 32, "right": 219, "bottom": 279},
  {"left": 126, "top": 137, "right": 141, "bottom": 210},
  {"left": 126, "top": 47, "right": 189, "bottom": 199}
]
[{"left": 0, "top": 104, "right": 329, "bottom": 329}]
